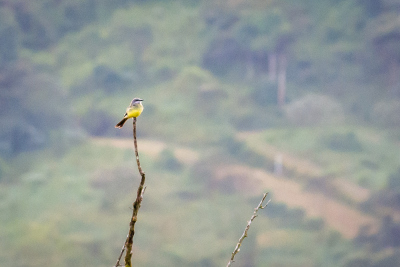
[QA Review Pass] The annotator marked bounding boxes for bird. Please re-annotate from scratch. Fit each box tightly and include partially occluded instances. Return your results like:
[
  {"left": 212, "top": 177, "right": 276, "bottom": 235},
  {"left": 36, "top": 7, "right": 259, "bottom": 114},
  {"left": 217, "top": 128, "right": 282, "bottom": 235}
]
[{"left": 115, "top": 98, "right": 144, "bottom": 128}]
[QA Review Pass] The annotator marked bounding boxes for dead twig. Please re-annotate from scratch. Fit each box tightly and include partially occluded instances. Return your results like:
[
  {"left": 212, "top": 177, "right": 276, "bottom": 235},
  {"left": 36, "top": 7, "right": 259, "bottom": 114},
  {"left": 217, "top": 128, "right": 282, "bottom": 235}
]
[
  {"left": 227, "top": 192, "right": 270, "bottom": 267},
  {"left": 114, "top": 117, "right": 146, "bottom": 267}
]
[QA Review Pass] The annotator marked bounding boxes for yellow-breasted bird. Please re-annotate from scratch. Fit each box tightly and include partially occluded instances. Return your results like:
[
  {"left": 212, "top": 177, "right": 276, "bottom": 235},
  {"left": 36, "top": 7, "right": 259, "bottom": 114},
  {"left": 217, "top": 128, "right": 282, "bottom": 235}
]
[{"left": 115, "top": 98, "right": 144, "bottom": 128}]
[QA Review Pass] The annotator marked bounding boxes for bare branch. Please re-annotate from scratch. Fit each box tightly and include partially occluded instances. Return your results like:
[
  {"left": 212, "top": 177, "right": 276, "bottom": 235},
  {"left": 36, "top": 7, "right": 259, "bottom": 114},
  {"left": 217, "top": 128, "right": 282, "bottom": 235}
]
[
  {"left": 114, "top": 117, "right": 146, "bottom": 267},
  {"left": 227, "top": 193, "right": 270, "bottom": 267}
]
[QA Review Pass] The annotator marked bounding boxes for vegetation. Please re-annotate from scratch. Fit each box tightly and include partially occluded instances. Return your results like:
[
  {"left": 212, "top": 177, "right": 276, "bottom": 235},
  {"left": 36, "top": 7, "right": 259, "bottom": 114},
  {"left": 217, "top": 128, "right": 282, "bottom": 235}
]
[{"left": 1, "top": 0, "right": 400, "bottom": 266}]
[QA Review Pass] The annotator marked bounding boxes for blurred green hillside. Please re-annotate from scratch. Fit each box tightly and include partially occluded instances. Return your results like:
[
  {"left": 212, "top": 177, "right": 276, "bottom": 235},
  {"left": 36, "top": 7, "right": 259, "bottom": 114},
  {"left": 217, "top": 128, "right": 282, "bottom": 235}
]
[{"left": 1, "top": 0, "right": 400, "bottom": 266}]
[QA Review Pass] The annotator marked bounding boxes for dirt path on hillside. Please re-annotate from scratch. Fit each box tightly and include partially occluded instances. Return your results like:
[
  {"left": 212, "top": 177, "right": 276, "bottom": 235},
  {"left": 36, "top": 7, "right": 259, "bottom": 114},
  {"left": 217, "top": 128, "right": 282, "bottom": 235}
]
[
  {"left": 215, "top": 164, "right": 378, "bottom": 239},
  {"left": 237, "top": 131, "right": 371, "bottom": 204},
  {"left": 93, "top": 137, "right": 379, "bottom": 238}
]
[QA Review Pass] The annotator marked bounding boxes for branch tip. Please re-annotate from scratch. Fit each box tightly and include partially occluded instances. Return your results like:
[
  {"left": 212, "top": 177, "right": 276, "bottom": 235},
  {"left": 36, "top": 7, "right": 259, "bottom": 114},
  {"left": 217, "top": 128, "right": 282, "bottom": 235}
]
[{"left": 226, "top": 192, "right": 270, "bottom": 267}]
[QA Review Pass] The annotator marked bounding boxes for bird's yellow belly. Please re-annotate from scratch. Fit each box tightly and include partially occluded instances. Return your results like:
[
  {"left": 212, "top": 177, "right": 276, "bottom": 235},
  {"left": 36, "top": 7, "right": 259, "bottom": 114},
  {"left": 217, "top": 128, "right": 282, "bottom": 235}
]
[{"left": 126, "top": 105, "right": 143, "bottom": 118}]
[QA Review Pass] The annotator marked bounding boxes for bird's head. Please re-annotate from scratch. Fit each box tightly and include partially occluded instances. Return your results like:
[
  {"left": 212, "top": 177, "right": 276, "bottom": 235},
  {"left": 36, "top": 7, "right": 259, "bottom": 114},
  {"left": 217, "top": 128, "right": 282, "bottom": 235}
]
[{"left": 131, "top": 98, "right": 144, "bottom": 105}]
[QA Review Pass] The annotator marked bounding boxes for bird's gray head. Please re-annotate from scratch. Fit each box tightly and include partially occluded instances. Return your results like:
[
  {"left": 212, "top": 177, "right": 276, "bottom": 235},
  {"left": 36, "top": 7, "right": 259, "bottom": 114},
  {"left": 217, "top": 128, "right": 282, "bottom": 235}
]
[{"left": 130, "top": 98, "right": 143, "bottom": 105}]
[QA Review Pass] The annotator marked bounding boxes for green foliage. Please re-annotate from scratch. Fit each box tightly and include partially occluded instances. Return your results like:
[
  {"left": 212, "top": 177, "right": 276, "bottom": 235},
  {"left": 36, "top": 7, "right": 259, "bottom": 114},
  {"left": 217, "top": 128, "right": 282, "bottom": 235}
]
[
  {"left": 155, "top": 148, "right": 183, "bottom": 172},
  {"left": 285, "top": 94, "right": 345, "bottom": 126},
  {"left": 233, "top": 6, "right": 292, "bottom": 51},
  {"left": 0, "top": 65, "right": 73, "bottom": 155},
  {"left": 220, "top": 135, "right": 269, "bottom": 168},
  {"left": 80, "top": 109, "right": 115, "bottom": 136},
  {"left": 321, "top": 131, "right": 363, "bottom": 152},
  {"left": 262, "top": 126, "right": 399, "bottom": 188},
  {"left": 172, "top": 66, "right": 216, "bottom": 94}
]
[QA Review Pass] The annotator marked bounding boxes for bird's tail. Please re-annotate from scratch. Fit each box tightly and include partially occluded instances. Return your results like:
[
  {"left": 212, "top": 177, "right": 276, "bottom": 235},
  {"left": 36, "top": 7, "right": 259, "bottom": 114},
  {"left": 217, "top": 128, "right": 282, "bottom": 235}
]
[{"left": 115, "top": 118, "right": 128, "bottom": 128}]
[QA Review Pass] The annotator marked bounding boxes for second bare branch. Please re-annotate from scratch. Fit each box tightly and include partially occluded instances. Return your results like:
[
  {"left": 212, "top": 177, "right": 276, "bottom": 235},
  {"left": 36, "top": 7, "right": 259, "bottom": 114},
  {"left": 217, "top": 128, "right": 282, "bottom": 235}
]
[{"left": 227, "top": 192, "right": 270, "bottom": 267}]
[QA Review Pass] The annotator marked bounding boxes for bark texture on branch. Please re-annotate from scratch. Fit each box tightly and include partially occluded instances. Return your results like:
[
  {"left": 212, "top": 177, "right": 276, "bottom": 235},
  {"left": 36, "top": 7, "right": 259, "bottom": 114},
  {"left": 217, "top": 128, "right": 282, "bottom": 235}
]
[{"left": 114, "top": 117, "right": 146, "bottom": 267}]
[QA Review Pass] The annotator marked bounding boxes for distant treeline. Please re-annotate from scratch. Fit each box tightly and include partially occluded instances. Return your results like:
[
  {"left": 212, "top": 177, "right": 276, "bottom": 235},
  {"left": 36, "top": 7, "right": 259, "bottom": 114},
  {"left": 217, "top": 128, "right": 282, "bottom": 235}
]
[{"left": 1, "top": 0, "right": 400, "bottom": 154}]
